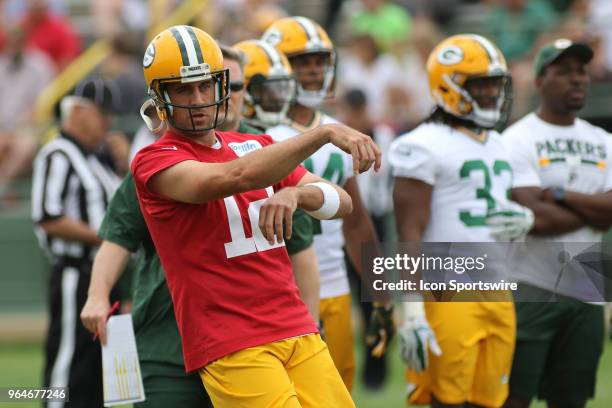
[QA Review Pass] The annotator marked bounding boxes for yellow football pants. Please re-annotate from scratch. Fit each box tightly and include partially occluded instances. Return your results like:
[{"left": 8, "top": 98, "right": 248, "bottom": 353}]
[
  {"left": 199, "top": 334, "right": 354, "bottom": 408},
  {"left": 407, "top": 301, "right": 516, "bottom": 407},
  {"left": 320, "top": 293, "right": 355, "bottom": 391}
]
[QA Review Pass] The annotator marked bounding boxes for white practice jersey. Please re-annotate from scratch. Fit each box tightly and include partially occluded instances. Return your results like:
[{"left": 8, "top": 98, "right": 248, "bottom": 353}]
[
  {"left": 503, "top": 113, "right": 612, "bottom": 243},
  {"left": 267, "top": 113, "right": 354, "bottom": 299},
  {"left": 389, "top": 122, "right": 514, "bottom": 242},
  {"left": 503, "top": 113, "right": 612, "bottom": 302}
]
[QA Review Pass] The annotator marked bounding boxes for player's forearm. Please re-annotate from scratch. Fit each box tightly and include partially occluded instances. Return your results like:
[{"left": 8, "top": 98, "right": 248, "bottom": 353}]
[
  {"left": 527, "top": 202, "right": 584, "bottom": 235},
  {"left": 343, "top": 214, "right": 379, "bottom": 276},
  {"left": 342, "top": 177, "right": 379, "bottom": 275},
  {"left": 233, "top": 126, "right": 331, "bottom": 192},
  {"left": 39, "top": 217, "right": 102, "bottom": 246},
  {"left": 563, "top": 191, "right": 612, "bottom": 229},
  {"left": 297, "top": 184, "right": 352, "bottom": 219},
  {"left": 511, "top": 188, "right": 585, "bottom": 235},
  {"left": 88, "top": 241, "right": 131, "bottom": 299}
]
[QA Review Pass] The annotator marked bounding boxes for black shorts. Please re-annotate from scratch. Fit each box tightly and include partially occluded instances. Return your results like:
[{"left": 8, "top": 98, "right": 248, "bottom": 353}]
[{"left": 43, "top": 259, "right": 120, "bottom": 408}]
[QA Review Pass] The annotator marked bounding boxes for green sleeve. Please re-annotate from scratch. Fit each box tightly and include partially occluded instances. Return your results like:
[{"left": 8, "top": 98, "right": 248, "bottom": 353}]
[
  {"left": 285, "top": 209, "right": 314, "bottom": 255},
  {"left": 99, "top": 173, "right": 150, "bottom": 252},
  {"left": 238, "top": 120, "right": 265, "bottom": 135}
]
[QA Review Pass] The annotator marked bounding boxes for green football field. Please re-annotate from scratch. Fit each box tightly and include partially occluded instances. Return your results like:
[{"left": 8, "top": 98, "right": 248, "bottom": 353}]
[{"left": 1, "top": 338, "right": 612, "bottom": 408}]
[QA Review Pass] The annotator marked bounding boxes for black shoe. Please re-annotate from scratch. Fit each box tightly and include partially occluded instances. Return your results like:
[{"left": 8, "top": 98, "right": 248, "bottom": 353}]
[{"left": 363, "top": 341, "right": 387, "bottom": 390}]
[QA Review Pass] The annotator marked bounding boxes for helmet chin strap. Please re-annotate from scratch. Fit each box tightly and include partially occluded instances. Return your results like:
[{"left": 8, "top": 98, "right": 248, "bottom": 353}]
[
  {"left": 296, "top": 91, "right": 325, "bottom": 108},
  {"left": 295, "top": 66, "right": 334, "bottom": 108},
  {"left": 254, "top": 103, "right": 289, "bottom": 127},
  {"left": 140, "top": 99, "right": 165, "bottom": 134},
  {"left": 470, "top": 106, "right": 500, "bottom": 128}
]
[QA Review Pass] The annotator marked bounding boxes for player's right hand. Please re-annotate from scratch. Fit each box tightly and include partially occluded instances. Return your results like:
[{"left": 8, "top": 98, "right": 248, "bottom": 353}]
[
  {"left": 326, "top": 124, "right": 381, "bottom": 174},
  {"left": 259, "top": 187, "right": 298, "bottom": 245},
  {"left": 80, "top": 296, "right": 111, "bottom": 345},
  {"left": 399, "top": 303, "right": 442, "bottom": 371}
]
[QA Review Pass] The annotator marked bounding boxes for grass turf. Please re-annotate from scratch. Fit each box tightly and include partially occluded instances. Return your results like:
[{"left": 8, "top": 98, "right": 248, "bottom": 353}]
[{"left": 1, "top": 338, "right": 611, "bottom": 407}]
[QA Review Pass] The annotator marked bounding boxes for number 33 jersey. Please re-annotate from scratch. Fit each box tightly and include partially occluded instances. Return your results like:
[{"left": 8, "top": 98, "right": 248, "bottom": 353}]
[{"left": 389, "top": 122, "right": 513, "bottom": 242}]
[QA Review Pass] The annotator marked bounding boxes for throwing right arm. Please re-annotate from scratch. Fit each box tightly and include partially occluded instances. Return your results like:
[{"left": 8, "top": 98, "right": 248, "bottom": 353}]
[{"left": 148, "top": 124, "right": 381, "bottom": 204}]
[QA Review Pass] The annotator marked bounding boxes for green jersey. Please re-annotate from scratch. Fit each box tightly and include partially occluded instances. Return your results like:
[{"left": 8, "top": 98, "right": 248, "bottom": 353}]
[{"left": 99, "top": 172, "right": 184, "bottom": 365}]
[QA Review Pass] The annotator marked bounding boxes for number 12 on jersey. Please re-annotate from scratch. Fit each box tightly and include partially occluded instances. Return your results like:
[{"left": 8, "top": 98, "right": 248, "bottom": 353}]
[{"left": 223, "top": 187, "right": 285, "bottom": 258}]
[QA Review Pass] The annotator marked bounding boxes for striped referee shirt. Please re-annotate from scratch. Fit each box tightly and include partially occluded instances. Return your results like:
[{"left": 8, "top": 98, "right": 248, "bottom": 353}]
[{"left": 31, "top": 132, "right": 120, "bottom": 261}]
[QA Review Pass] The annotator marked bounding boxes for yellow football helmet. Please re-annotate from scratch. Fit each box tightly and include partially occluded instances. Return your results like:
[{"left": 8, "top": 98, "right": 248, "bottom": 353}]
[
  {"left": 427, "top": 34, "right": 511, "bottom": 128},
  {"left": 142, "top": 25, "right": 229, "bottom": 132},
  {"left": 261, "top": 16, "right": 335, "bottom": 108},
  {"left": 233, "top": 40, "right": 295, "bottom": 127}
]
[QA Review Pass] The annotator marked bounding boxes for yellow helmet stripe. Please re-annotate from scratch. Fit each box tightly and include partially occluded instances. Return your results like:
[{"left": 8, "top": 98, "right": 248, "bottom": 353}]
[{"left": 295, "top": 16, "right": 320, "bottom": 44}]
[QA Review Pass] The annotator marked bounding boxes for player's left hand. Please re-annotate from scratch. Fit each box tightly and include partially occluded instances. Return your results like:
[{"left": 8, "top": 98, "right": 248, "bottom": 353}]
[
  {"left": 487, "top": 204, "right": 534, "bottom": 241},
  {"left": 259, "top": 187, "right": 298, "bottom": 245},
  {"left": 365, "top": 302, "right": 395, "bottom": 358}
]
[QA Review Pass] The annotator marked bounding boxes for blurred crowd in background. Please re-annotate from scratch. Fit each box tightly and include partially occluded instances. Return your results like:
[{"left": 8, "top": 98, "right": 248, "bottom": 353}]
[{"left": 1, "top": 0, "right": 612, "bottom": 210}]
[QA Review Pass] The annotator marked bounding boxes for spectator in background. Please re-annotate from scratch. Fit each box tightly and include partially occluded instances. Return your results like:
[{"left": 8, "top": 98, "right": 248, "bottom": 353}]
[
  {"left": 205, "top": 0, "right": 287, "bottom": 46},
  {"left": 92, "top": 0, "right": 149, "bottom": 40},
  {"left": 324, "top": 0, "right": 345, "bottom": 37},
  {"left": 94, "top": 34, "right": 148, "bottom": 175},
  {"left": 337, "top": 88, "right": 394, "bottom": 243},
  {"left": 588, "top": 0, "right": 612, "bottom": 79},
  {"left": 99, "top": 34, "right": 146, "bottom": 115},
  {"left": 488, "top": 0, "right": 558, "bottom": 62},
  {"left": 337, "top": 88, "right": 395, "bottom": 390},
  {"left": 31, "top": 78, "right": 122, "bottom": 408},
  {"left": 0, "top": 25, "right": 54, "bottom": 202},
  {"left": 20, "top": 0, "right": 81, "bottom": 70},
  {"left": 337, "top": 33, "right": 411, "bottom": 129},
  {"left": 395, "top": 17, "right": 439, "bottom": 130},
  {"left": 351, "top": 0, "right": 412, "bottom": 54},
  {"left": 403, "top": 0, "right": 475, "bottom": 26}
]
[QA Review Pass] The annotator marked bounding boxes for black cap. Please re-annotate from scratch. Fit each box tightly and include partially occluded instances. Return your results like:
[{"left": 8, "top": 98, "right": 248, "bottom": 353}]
[{"left": 72, "top": 78, "right": 122, "bottom": 114}]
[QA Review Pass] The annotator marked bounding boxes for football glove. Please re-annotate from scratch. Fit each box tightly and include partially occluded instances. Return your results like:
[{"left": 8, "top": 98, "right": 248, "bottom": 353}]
[
  {"left": 365, "top": 303, "right": 395, "bottom": 358},
  {"left": 399, "top": 302, "right": 441, "bottom": 371},
  {"left": 486, "top": 203, "right": 534, "bottom": 242}
]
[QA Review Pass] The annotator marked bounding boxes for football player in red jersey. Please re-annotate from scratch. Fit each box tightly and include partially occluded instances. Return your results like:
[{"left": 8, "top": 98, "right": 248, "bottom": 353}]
[{"left": 131, "top": 26, "right": 379, "bottom": 408}]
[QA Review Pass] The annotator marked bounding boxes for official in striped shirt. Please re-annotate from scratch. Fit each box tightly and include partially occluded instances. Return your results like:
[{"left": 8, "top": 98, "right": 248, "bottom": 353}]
[{"left": 31, "top": 78, "right": 122, "bottom": 408}]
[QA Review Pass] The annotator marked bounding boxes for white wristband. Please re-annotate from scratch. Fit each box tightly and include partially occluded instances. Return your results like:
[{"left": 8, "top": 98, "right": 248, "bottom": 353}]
[{"left": 304, "top": 182, "right": 340, "bottom": 220}]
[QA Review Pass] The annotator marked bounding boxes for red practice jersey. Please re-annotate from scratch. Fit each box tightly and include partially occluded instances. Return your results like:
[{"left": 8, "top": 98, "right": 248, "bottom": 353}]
[{"left": 132, "top": 130, "right": 317, "bottom": 372}]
